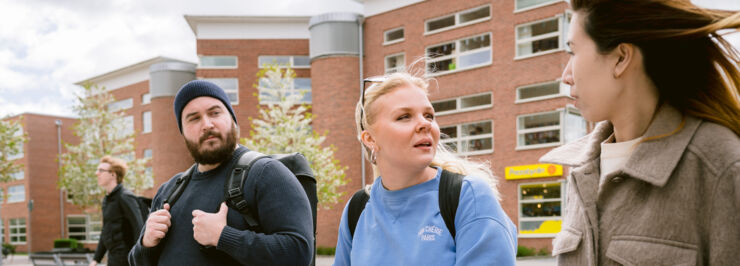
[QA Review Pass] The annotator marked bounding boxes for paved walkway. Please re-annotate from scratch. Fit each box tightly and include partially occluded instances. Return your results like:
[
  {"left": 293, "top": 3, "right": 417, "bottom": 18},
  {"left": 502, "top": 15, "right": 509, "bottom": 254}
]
[
  {"left": 5, "top": 254, "right": 556, "bottom": 265},
  {"left": 316, "top": 255, "right": 556, "bottom": 266}
]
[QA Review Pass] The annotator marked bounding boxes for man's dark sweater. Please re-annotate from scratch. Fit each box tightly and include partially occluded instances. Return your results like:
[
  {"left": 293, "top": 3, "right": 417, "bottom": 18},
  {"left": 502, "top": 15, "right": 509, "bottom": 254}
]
[
  {"left": 128, "top": 146, "right": 314, "bottom": 265},
  {"left": 95, "top": 184, "right": 140, "bottom": 266}
]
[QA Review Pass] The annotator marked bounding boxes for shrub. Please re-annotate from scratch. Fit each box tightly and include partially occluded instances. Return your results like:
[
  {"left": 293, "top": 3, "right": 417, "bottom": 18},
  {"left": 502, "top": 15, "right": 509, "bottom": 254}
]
[
  {"left": 316, "top": 246, "right": 336, "bottom": 255},
  {"left": 517, "top": 245, "right": 536, "bottom": 257},
  {"left": 537, "top": 247, "right": 550, "bottom": 256},
  {"left": 53, "top": 239, "right": 79, "bottom": 249}
]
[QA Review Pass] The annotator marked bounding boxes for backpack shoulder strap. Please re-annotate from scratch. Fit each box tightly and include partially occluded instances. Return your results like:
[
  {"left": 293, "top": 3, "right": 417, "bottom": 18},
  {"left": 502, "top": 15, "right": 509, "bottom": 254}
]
[
  {"left": 225, "top": 151, "right": 269, "bottom": 227},
  {"left": 347, "top": 187, "right": 370, "bottom": 239},
  {"left": 439, "top": 169, "right": 464, "bottom": 240},
  {"left": 163, "top": 164, "right": 197, "bottom": 209}
]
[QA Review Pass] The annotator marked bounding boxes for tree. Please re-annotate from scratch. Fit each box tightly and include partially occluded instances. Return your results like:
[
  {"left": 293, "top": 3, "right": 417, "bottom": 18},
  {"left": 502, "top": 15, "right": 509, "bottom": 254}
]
[
  {"left": 58, "top": 84, "right": 153, "bottom": 210},
  {"left": 0, "top": 117, "right": 28, "bottom": 183},
  {"left": 242, "top": 64, "right": 347, "bottom": 209}
]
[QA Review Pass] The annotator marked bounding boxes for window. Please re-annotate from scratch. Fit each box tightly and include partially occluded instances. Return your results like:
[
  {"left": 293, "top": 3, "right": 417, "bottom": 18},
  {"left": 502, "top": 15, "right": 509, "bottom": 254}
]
[
  {"left": 516, "top": 0, "right": 561, "bottom": 11},
  {"left": 517, "top": 108, "right": 586, "bottom": 149},
  {"left": 516, "top": 16, "right": 564, "bottom": 58},
  {"left": 384, "top": 27, "right": 404, "bottom": 45},
  {"left": 7, "top": 127, "right": 24, "bottom": 160},
  {"left": 7, "top": 185, "right": 25, "bottom": 203},
  {"left": 67, "top": 214, "right": 102, "bottom": 243},
  {"left": 516, "top": 80, "right": 570, "bottom": 103},
  {"left": 10, "top": 170, "right": 23, "bottom": 180},
  {"left": 427, "top": 33, "right": 492, "bottom": 75},
  {"left": 201, "top": 78, "right": 239, "bottom": 105},
  {"left": 426, "top": 5, "right": 491, "bottom": 34},
  {"left": 142, "top": 93, "right": 151, "bottom": 105},
  {"left": 142, "top": 111, "right": 152, "bottom": 133},
  {"left": 198, "top": 56, "right": 237, "bottom": 68},
  {"left": 258, "top": 78, "right": 311, "bottom": 104},
  {"left": 112, "top": 116, "right": 134, "bottom": 139},
  {"left": 440, "top": 120, "right": 493, "bottom": 156},
  {"left": 144, "top": 149, "right": 152, "bottom": 159},
  {"left": 108, "top": 98, "right": 133, "bottom": 112},
  {"left": 258, "top": 56, "right": 310, "bottom": 68},
  {"left": 9, "top": 218, "right": 26, "bottom": 244},
  {"left": 433, "top": 93, "right": 492, "bottom": 116},
  {"left": 519, "top": 181, "right": 564, "bottom": 237},
  {"left": 385, "top": 53, "right": 405, "bottom": 74}
]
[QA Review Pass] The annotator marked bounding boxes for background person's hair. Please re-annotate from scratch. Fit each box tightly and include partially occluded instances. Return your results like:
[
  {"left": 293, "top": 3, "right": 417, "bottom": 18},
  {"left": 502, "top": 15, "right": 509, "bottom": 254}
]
[
  {"left": 571, "top": 0, "right": 740, "bottom": 136},
  {"left": 355, "top": 71, "right": 500, "bottom": 200},
  {"left": 100, "top": 155, "right": 127, "bottom": 184}
]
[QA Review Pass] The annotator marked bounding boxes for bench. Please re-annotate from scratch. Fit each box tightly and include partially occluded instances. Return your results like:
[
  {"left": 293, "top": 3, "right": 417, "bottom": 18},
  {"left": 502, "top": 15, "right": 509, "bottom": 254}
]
[{"left": 30, "top": 253, "right": 94, "bottom": 266}]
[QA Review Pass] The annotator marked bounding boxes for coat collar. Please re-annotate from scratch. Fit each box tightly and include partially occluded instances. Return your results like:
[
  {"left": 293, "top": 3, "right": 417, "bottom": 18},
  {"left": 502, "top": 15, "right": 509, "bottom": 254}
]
[{"left": 541, "top": 104, "right": 701, "bottom": 187}]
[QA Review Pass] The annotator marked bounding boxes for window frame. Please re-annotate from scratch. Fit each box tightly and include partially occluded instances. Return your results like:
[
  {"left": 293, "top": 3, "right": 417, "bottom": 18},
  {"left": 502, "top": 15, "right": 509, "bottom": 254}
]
[
  {"left": 515, "top": 80, "right": 571, "bottom": 103},
  {"left": 517, "top": 180, "right": 566, "bottom": 238},
  {"left": 198, "top": 55, "right": 238, "bottom": 69},
  {"left": 142, "top": 111, "right": 152, "bottom": 134},
  {"left": 425, "top": 32, "right": 493, "bottom": 76},
  {"left": 384, "top": 53, "right": 405, "bottom": 74},
  {"left": 258, "top": 77, "right": 312, "bottom": 105},
  {"left": 9, "top": 218, "right": 26, "bottom": 244},
  {"left": 425, "top": 4, "right": 492, "bottom": 35},
  {"left": 67, "top": 214, "right": 102, "bottom": 243},
  {"left": 383, "top": 27, "right": 405, "bottom": 45},
  {"left": 514, "top": 0, "right": 564, "bottom": 13},
  {"left": 7, "top": 185, "right": 25, "bottom": 203},
  {"left": 141, "top": 93, "right": 151, "bottom": 105},
  {"left": 516, "top": 107, "right": 585, "bottom": 150},
  {"left": 515, "top": 15, "right": 566, "bottom": 60},
  {"left": 257, "top": 55, "right": 311, "bottom": 69},
  {"left": 440, "top": 120, "right": 494, "bottom": 156},
  {"left": 433, "top": 92, "right": 493, "bottom": 116},
  {"left": 199, "top": 78, "right": 239, "bottom": 106}
]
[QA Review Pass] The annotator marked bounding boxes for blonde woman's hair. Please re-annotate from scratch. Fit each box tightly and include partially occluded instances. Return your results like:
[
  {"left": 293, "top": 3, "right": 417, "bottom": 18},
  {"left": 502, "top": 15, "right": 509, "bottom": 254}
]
[{"left": 355, "top": 71, "right": 500, "bottom": 200}]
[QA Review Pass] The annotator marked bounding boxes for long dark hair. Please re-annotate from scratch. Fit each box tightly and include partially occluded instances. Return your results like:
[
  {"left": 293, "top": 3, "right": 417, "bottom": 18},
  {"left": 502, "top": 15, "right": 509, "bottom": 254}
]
[{"left": 571, "top": 0, "right": 740, "bottom": 136}]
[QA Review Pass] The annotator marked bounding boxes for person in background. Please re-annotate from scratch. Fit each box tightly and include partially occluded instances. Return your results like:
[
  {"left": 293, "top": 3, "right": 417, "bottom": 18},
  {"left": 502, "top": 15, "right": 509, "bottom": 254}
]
[
  {"left": 541, "top": 0, "right": 740, "bottom": 265},
  {"left": 333, "top": 72, "right": 517, "bottom": 266},
  {"left": 91, "top": 156, "right": 142, "bottom": 266}
]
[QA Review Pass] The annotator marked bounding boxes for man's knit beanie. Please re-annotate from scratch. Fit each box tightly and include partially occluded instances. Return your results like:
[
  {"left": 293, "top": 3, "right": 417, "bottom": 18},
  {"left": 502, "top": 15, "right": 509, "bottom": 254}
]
[{"left": 173, "top": 80, "right": 237, "bottom": 133}]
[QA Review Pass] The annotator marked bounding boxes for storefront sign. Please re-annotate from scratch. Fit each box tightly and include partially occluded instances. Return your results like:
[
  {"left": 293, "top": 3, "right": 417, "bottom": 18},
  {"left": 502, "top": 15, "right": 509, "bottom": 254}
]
[{"left": 505, "top": 164, "right": 562, "bottom": 180}]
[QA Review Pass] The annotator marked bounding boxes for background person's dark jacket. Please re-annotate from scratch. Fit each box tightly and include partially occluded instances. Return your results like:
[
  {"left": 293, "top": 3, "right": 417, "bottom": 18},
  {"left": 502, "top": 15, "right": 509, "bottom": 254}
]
[{"left": 94, "top": 184, "right": 141, "bottom": 266}]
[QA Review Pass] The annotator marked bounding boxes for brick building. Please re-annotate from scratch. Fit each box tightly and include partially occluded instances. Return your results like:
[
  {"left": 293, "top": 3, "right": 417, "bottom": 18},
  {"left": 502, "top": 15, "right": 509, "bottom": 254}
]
[{"left": 3, "top": 0, "right": 584, "bottom": 254}]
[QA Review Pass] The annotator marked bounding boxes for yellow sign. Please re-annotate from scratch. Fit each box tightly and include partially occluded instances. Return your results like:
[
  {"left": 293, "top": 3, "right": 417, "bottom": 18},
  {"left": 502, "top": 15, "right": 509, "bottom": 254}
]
[
  {"left": 520, "top": 220, "right": 562, "bottom": 235},
  {"left": 505, "top": 164, "right": 563, "bottom": 180}
]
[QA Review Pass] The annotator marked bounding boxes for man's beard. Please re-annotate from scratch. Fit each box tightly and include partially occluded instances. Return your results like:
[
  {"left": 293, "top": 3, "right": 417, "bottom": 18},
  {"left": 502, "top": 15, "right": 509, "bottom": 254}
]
[{"left": 185, "top": 124, "right": 238, "bottom": 165}]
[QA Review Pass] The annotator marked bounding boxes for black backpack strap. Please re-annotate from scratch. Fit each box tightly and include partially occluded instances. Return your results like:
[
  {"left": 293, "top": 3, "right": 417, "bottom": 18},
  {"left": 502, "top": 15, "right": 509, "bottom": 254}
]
[
  {"left": 163, "top": 164, "right": 197, "bottom": 209},
  {"left": 439, "top": 169, "right": 464, "bottom": 240},
  {"left": 225, "top": 151, "right": 269, "bottom": 227},
  {"left": 347, "top": 188, "right": 370, "bottom": 238}
]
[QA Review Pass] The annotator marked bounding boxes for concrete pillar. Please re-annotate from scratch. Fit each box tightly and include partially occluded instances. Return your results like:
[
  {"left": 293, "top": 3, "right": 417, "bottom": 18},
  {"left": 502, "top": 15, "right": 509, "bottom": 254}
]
[
  {"left": 149, "top": 62, "right": 196, "bottom": 186},
  {"left": 308, "top": 12, "right": 363, "bottom": 247}
]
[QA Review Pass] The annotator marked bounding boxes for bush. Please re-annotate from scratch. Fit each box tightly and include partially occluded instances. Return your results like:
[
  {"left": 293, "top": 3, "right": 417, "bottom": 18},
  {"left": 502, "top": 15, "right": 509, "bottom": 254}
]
[
  {"left": 316, "top": 246, "right": 336, "bottom": 255},
  {"left": 2, "top": 243, "right": 15, "bottom": 256},
  {"left": 516, "top": 245, "right": 536, "bottom": 257},
  {"left": 537, "top": 247, "right": 550, "bottom": 256},
  {"left": 53, "top": 239, "right": 78, "bottom": 249}
]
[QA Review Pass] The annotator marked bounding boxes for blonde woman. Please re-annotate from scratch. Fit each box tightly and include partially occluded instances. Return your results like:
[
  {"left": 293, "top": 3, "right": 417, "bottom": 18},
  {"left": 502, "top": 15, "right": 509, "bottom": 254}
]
[
  {"left": 541, "top": 0, "right": 740, "bottom": 265},
  {"left": 333, "top": 72, "right": 517, "bottom": 265}
]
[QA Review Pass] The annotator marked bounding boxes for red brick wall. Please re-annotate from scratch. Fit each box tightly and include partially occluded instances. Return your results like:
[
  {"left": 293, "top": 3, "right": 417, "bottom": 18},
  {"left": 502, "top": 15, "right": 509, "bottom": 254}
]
[{"left": 310, "top": 56, "right": 362, "bottom": 247}]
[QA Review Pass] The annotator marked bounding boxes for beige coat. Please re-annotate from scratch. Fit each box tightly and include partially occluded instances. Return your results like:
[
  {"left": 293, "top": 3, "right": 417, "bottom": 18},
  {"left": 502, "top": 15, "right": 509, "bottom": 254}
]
[{"left": 540, "top": 105, "right": 740, "bottom": 266}]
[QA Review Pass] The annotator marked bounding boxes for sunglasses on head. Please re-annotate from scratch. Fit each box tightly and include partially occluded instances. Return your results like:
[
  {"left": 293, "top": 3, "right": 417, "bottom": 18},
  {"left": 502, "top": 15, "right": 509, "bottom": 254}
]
[{"left": 359, "top": 76, "right": 387, "bottom": 131}]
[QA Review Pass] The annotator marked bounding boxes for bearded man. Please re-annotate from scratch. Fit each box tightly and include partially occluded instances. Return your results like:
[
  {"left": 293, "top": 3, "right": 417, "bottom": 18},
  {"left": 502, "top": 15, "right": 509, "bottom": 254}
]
[{"left": 128, "top": 80, "right": 313, "bottom": 265}]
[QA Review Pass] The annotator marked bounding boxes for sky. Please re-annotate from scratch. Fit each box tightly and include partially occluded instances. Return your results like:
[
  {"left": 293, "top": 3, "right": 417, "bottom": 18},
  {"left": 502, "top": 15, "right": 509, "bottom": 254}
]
[{"left": 0, "top": 0, "right": 738, "bottom": 118}]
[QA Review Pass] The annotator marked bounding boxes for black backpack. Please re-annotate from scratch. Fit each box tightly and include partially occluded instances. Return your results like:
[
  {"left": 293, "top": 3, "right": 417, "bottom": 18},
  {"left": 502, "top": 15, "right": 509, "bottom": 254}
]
[
  {"left": 347, "top": 169, "right": 464, "bottom": 240},
  {"left": 121, "top": 191, "right": 152, "bottom": 236},
  {"left": 163, "top": 151, "right": 318, "bottom": 263}
]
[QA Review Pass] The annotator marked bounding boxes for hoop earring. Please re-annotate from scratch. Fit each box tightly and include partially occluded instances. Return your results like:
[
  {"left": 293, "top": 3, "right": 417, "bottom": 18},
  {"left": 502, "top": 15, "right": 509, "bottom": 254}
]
[{"left": 370, "top": 149, "right": 377, "bottom": 165}]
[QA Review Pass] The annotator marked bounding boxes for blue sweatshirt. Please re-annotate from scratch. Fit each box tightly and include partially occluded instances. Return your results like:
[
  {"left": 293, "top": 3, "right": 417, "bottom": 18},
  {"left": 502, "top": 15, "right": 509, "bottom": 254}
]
[
  {"left": 333, "top": 167, "right": 517, "bottom": 266},
  {"left": 129, "top": 145, "right": 314, "bottom": 265}
]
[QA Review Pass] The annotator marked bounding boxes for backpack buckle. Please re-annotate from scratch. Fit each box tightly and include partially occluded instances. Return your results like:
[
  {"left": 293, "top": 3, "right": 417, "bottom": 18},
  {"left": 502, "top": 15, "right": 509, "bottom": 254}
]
[{"left": 228, "top": 188, "right": 242, "bottom": 198}]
